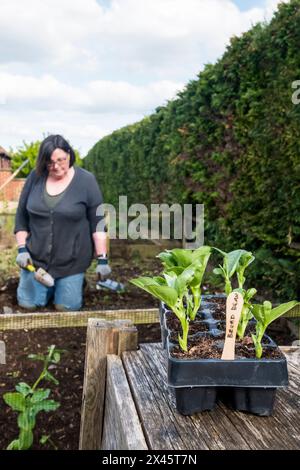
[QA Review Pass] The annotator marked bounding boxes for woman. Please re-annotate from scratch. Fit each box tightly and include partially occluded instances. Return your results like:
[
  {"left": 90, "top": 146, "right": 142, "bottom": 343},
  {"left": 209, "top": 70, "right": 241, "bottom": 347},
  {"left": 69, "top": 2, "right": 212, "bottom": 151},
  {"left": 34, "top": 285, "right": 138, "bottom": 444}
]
[{"left": 14, "top": 134, "right": 111, "bottom": 311}]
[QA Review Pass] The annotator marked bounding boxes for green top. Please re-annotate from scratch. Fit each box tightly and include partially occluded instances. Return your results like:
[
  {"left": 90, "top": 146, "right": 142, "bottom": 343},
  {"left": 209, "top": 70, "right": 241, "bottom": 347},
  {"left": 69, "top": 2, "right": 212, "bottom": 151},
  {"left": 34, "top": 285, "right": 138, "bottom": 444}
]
[{"left": 43, "top": 186, "right": 67, "bottom": 209}]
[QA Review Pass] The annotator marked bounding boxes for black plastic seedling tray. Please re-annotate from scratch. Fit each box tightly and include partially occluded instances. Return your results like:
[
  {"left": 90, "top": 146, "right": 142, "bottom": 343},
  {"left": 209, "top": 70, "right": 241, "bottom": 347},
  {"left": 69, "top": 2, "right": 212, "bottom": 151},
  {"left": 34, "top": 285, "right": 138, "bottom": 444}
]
[{"left": 160, "top": 295, "right": 289, "bottom": 416}]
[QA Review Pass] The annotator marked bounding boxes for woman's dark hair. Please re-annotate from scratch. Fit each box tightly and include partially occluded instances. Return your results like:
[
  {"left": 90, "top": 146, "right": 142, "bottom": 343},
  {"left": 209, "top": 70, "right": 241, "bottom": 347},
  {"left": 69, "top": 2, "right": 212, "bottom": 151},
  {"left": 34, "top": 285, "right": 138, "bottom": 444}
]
[{"left": 36, "top": 134, "right": 76, "bottom": 176}]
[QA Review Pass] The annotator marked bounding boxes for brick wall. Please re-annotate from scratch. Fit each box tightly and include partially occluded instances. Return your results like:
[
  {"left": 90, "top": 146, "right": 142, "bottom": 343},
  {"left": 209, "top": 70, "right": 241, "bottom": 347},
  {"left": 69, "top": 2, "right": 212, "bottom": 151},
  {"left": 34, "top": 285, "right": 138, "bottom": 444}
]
[{"left": 0, "top": 169, "right": 26, "bottom": 202}]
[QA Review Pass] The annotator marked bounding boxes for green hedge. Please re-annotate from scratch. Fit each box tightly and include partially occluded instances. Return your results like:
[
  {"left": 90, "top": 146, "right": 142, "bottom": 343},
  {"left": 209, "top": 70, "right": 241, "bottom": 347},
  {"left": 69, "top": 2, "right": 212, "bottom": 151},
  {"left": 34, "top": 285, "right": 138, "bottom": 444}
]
[{"left": 84, "top": 0, "right": 300, "bottom": 300}]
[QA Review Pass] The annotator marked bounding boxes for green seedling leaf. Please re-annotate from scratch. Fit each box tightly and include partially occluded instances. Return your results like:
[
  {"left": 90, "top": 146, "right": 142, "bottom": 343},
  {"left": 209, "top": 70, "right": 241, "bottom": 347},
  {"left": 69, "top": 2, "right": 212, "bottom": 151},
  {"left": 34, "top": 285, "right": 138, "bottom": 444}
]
[
  {"left": 168, "top": 248, "right": 193, "bottom": 267},
  {"left": 44, "top": 371, "right": 59, "bottom": 385},
  {"left": 3, "top": 392, "right": 26, "bottom": 412},
  {"left": 7, "top": 439, "right": 20, "bottom": 450},
  {"left": 265, "top": 301, "right": 300, "bottom": 327},
  {"left": 130, "top": 277, "right": 178, "bottom": 307},
  {"left": 52, "top": 352, "right": 61, "bottom": 364},
  {"left": 175, "top": 267, "right": 195, "bottom": 297},
  {"left": 31, "top": 400, "right": 60, "bottom": 414},
  {"left": 252, "top": 301, "right": 299, "bottom": 358},
  {"left": 15, "top": 382, "right": 32, "bottom": 397},
  {"left": 30, "top": 389, "right": 51, "bottom": 403}
]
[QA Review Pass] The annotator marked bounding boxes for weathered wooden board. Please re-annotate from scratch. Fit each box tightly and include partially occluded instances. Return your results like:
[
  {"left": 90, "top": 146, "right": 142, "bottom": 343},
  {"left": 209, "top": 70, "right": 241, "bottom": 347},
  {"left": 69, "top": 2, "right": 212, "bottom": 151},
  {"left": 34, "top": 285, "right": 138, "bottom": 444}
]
[
  {"left": 0, "top": 308, "right": 159, "bottom": 330},
  {"left": 79, "top": 319, "right": 138, "bottom": 450},
  {"left": 101, "top": 355, "right": 148, "bottom": 450},
  {"left": 122, "top": 344, "right": 300, "bottom": 450}
]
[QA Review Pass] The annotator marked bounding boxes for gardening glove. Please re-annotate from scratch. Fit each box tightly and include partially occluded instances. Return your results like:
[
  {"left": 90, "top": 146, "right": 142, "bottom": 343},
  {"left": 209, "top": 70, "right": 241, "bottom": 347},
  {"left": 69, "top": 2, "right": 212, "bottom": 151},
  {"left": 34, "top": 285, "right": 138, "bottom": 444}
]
[
  {"left": 16, "top": 246, "right": 33, "bottom": 269},
  {"left": 96, "top": 254, "right": 112, "bottom": 280}
]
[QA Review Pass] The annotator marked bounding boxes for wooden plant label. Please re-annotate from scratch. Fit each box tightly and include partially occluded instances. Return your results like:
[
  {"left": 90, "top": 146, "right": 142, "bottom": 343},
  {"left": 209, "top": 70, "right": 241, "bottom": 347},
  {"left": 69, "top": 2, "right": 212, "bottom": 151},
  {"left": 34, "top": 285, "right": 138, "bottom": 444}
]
[{"left": 221, "top": 292, "right": 244, "bottom": 360}]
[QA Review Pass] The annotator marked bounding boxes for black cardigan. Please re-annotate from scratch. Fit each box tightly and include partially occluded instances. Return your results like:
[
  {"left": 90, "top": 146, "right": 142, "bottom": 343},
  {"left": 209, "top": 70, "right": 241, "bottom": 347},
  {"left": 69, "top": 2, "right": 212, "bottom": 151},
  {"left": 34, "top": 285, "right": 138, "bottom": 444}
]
[{"left": 14, "top": 166, "right": 105, "bottom": 279}]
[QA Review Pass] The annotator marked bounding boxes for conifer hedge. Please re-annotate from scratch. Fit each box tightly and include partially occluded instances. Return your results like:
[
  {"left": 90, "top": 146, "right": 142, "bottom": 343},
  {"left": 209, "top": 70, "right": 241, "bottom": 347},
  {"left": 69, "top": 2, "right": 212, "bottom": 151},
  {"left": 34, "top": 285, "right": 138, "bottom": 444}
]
[{"left": 84, "top": 0, "right": 300, "bottom": 300}]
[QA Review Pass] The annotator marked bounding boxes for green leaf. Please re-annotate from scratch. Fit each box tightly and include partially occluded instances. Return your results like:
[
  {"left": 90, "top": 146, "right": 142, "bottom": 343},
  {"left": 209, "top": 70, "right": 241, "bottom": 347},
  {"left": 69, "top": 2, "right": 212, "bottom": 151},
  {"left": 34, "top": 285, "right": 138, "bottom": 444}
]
[
  {"left": 163, "top": 272, "right": 177, "bottom": 289},
  {"left": 266, "top": 301, "right": 300, "bottom": 327},
  {"left": 30, "top": 389, "right": 51, "bottom": 403},
  {"left": 52, "top": 352, "right": 61, "bottom": 364},
  {"left": 175, "top": 267, "right": 195, "bottom": 296},
  {"left": 168, "top": 248, "right": 193, "bottom": 267},
  {"left": 130, "top": 276, "right": 163, "bottom": 289},
  {"left": 44, "top": 371, "right": 59, "bottom": 385},
  {"left": 130, "top": 277, "right": 178, "bottom": 307},
  {"left": 156, "top": 251, "right": 176, "bottom": 268},
  {"left": 191, "top": 245, "right": 211, "bottom": 262},
  {"left": 3, "top": 392, "right": 26, "bottom": 411},
  {"left": 252, "top": 301, "right": 272, "bottom": 325},
  {"left": 165, "top": 266, "right": 184, "bottom": 276},
  {"left": 15, "top": 382, "right": 32, "bottom": 397},
  {"left": 226, "top": 250, "right": 247, "bottom": 278},
  {"left": 239, "top": 252, "right": 255, "bottom": 270},
  {"left": 7, "top": 439, "right": 21, "bottom": 450},
  {"left": 245, "top": 288, "right": 257, "bottom": 302},
  {"left": 31, "top": 399, "right": 60, "bottom": 413}
]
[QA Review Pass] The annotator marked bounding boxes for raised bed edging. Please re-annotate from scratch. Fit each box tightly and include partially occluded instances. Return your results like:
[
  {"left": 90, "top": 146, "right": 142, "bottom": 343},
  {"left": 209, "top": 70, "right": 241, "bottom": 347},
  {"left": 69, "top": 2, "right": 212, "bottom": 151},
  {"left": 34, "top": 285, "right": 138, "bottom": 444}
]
[{"left": 0, "top": 308, "right": 159, "bottom": 330}]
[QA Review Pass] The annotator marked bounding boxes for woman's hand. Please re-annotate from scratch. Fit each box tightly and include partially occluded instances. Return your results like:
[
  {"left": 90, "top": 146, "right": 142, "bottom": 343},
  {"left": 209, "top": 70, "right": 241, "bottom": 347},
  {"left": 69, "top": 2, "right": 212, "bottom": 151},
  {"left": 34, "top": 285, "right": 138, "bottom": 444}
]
[
  {"left": 16, "top": 246, "right": 33, "bottom": 268},
  {"left": 96, "top": 254, "right": 112, "bottom": 279}
]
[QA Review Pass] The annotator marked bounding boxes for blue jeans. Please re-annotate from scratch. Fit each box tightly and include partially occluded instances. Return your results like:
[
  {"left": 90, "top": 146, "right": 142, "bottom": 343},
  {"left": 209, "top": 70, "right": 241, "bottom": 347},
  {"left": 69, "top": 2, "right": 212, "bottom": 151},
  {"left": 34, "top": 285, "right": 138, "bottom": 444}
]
[{"left": 17, "top": 270, "right": 85, "bottom": 311}]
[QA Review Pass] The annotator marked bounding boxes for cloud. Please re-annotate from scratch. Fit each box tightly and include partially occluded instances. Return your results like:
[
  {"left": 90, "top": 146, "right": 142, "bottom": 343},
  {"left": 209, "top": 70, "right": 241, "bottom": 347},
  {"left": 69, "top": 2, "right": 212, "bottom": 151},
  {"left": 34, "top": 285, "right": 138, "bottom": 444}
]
[
  {"left": 0, "top": 109, "right": 142, "bottom": 155},
  {"left": 0, "top": 0, "right": 283, "bottom": 81},
  {"left": 0, "top": 72, "right": 183, "bottom": 112},
  {"left": 0, "top": 0, "right": 290, "bottom": 154}
]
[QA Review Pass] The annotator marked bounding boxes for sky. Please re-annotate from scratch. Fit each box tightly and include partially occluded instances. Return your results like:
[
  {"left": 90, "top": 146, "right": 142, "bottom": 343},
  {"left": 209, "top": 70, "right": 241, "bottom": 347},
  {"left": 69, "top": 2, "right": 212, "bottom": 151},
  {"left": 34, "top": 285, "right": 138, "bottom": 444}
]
[{"left": 0, "top": 0, "right": 289, "bottom": 156}]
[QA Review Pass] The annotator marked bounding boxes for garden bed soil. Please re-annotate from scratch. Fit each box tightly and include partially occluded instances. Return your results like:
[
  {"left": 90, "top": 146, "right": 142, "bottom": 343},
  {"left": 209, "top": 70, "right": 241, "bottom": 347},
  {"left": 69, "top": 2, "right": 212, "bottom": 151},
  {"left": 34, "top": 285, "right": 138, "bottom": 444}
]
[
  {"left": 0, "top": 257, "right": 167, "bottom": 450},
  {"left": 0, "top": 323, "right": 162, "bottom": 451},
  {"left": 171, "top": 335, "right": 284, "bottom": 360}
]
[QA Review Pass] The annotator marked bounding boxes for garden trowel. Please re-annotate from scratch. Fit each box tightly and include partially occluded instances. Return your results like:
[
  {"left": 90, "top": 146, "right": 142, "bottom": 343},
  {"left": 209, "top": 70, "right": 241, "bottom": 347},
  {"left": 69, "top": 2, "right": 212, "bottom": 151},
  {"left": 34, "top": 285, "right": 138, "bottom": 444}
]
[
  {"left": 25, "top": 263, "right": 55, "bottom": 288},
  {"left": 221, "top": 291, "right": 244, "bottom": 360}
]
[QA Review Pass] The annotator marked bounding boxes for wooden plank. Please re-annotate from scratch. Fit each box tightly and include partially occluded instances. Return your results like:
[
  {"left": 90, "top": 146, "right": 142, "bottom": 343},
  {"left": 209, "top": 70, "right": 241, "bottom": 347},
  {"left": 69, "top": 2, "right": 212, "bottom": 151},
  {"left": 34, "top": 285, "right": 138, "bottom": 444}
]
[
  {"left": 122, "top": 344, "right": 251, "bottom": 450},
  {"left": 0, "top": 340, "right": 5, "bottom": 364},
  {"left": 122, "top": 344, "right": 300, "bottom": 450},
  {"left": 0, "top": 308, "right": 159, "bottom": 330},
  {"left": 118, "top": 327, "right": 138, "bottom": 355},
  {"left": 79, "top": 319, "right": 138, "bottom": 450},
  {"left": 79, "top": 319, "right": 116, "bottom": 450},
  {"left": 280, "top": 346, "right": 300, "bottom": 369},
  {"left": 101, "top": 355, "right": 148, "bottom": 450}
]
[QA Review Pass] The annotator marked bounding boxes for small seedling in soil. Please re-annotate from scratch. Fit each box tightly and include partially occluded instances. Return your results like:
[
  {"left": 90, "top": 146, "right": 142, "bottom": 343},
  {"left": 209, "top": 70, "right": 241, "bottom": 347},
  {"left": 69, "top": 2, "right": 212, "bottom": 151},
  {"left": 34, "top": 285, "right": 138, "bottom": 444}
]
[
  {"left": 131, "top": 247, "right": 211, "bottom": 351},
  {"left": 3, "top": 345, "right": 64, "bottom": 450},
  {"left": 252, "top": 301, "right": 300, "bottom": 358},
  {"left": 213, "top": 248, "right": 256, "bottom": 339}
]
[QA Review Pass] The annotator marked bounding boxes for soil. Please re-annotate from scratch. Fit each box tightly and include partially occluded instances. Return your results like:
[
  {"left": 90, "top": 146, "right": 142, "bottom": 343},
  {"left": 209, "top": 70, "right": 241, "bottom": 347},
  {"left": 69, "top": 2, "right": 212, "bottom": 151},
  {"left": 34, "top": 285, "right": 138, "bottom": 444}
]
[
  {"left": 166, "top": 313, "right": 209, "bottom": 335},
  {"left": 168, "top": 298, "right": 296, "bottom": 360},
  {"left": 0, "top": 321, "right": 163, "bottom": 451},
  {"left": 171, "top": 335, "right": 284, "bottom": 360},
  {"left": 0, "top": 256, "right": 165, "bottom": 450}
]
